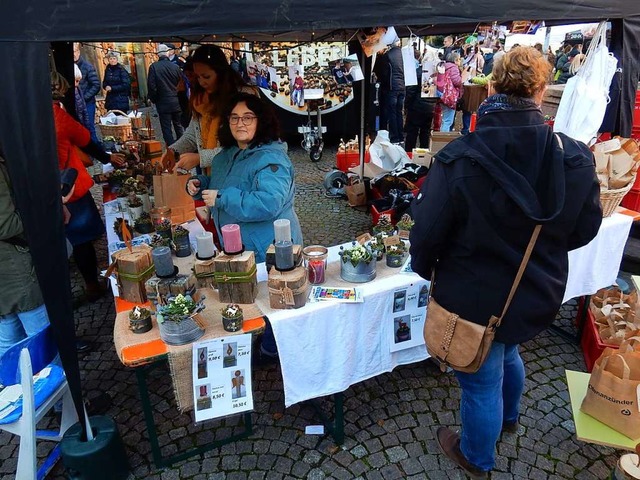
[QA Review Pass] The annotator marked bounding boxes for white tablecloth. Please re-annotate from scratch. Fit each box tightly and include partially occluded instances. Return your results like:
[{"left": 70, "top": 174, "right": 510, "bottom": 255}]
[
  {"left": 260, "top": 245, "right": 429, "bottom": 407},
  {"left": 563, "top": 213, "right": 633, "bottom": 302}
]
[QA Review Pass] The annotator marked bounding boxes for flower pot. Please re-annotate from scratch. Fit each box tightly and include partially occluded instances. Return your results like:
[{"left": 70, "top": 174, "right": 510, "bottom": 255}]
[
  {"left": 158, "top": 314, "right": 205, "bottom": 346},
  {"left": 174, "top": 235, "right": 191, "bottom": 257},
  {"left": 156, "top": 228, "right": 172, "bottom": 239},
  {"left": 373, "top": 249, "right": 384, "bottom": 261},
  {"left": 340, "top": 258, "right": 377, "bottom": 283},
  {"left": 129, "top": 314, "right": 152, "bottom": 334},
  {"left": 135, "top": 222, "right": 154, "bottom": 234},
  {"left": 129, "top": 205, "right": 143, "bottom": 222},
  {"left": 117, "top": 196, "right": 129, "bottom": 211},
  {"left": 386, "top": 254, "right": 405, "bottom": 268},
  {"left": 222, "top": 314, "right": 243, "bottom": 332}
]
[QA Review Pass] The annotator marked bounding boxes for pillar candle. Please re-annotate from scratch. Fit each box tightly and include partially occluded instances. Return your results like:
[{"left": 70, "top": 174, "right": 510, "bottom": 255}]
[
  {"left": 221, "top": 224, "right": 243, "bottom": 254},
  {"left": 273, "top": 219, "right": 291, "bottom": 243},
  {"left": 152, "top": 246, "right": 174, "bottom": 277},
  {"left": 196, "top": 231, "right": 215, "bottom": 259},
  {"left": 275, "top": 241, "right": 294, "bottom": 270}
]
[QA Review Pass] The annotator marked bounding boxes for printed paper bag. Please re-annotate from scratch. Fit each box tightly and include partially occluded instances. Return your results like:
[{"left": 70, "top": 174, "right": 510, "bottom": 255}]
[
  {"left": 346, "top": 178, "right": 367, "bottom": 207},
  {"left": 152, "top": 173, "right": 195, "bottom": 224},
  {"left": 580, "top": 351, "right": 640, "bottom": 439}
]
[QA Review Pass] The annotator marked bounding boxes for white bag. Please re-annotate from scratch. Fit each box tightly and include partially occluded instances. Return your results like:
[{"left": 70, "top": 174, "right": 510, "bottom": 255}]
[
  {"left": 402, "top": 44, "right": 418, "bottom": 86},
  {"left": 369, "top": 130, "right": 411, "bottom": 172},
  {"left": 554, "top": 21, "right": 618, "bottom": 145}
]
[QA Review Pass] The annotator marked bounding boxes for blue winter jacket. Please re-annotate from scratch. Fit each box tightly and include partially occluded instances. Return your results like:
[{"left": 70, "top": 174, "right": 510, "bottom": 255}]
[{"left": 191, "top": 141, "right": 303, "bottom": 263}]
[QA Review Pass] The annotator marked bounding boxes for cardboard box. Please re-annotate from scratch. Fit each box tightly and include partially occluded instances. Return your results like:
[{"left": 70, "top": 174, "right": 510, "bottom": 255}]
[
  {"left": 411, "top": 149, "right": 434, "bottom": 168},
  {"left": 142, "top": 140, "right": 162, "bottom": 155},
  {"left": 430, "top": 132, "right": 461, "bottom": 154}
]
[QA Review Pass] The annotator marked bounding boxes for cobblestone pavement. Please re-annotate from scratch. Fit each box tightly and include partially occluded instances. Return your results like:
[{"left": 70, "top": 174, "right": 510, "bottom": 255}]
[{"left": 0, "top": 144, "right": 623, "bottom": 480}]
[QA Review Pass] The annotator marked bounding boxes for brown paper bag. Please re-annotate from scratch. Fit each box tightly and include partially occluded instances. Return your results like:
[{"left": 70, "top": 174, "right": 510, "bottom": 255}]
[
  {"left": 580, "top": 351, "right": 640, "bottom": 439},
  {"left": 152, "top": 173, "right": 196, "bottom": 224},
  {"left": 346, "top": 178, "right": 367, "bottom": 207},
  {"left": 593, "top": 150, "right": 610, "bottom": 189}
]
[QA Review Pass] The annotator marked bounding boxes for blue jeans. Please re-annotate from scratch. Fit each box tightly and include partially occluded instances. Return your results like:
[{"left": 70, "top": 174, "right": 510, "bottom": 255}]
[
  {"left": 453, "top": 342, "right": 524, "bottom": 471},
  {"left": 0, "top": 304, "right": 50, "bottom": 357},
  {"left": 461, "top": 111, "right": 472, "bottom": 135},
  {"left": 441, "top": 105, "right": 455, "bottom": 132},
  {"left": 85, "top": 102, "right": 99, "bottom": 144}
]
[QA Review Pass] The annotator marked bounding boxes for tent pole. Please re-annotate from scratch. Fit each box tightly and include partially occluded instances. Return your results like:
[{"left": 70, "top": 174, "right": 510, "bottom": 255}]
[{"left": 359, "top": 50, "right": 366, "bottom": 179}]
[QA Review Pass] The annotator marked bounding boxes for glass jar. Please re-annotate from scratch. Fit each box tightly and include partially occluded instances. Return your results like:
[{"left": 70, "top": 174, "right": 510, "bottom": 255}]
[{"left": 302, "top": 245, "right": 329, "bottom": 285}]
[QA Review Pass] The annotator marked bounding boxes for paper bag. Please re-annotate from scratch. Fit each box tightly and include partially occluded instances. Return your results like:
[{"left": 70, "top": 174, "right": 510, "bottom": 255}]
[
  {"left": 152, "top": 173, "right": 195, "bottom": 224},
  {"left": 593, "top": 150, "right": 610, "bottom": 189},
  {"left": 580, "top": 351, "right": 640, "bottom": 439},
  {"left": 346, "top": 178, "right": 367, "bottom": 207}
]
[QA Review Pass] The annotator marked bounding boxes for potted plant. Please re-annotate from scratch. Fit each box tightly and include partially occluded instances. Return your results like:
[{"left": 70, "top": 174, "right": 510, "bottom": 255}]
[
  {"left": 116, "top": 184, "right": 130, "bottom": 211},
  {"left": 128, "top": 194, "right": 143, "bottom": 221},
  {"left": 367, "top": 234, "right": 387, "bottom": 261},
  {"left": 155, "top": 218, "right": 172, "bottom": 239},
  {"left": 156, "top": 294, "right": 205, "bottom": 346},
  {"left": 385, "top": 240, "right": 407, "bottom": 268},
  {"left": 108, "top": 168, "right": 128, "bottom": 191},
  {"left": 150, "top": 233, "right": 171, "bottom": 249},
  {"left": 134, "top": 212, "right": 155, "bottom": 234},
  {"left": 372, "top": 216, "right": 395, "bottom": 235},
  {"left": 113, "top": 218, "right": 132, "bottom": 241},
  {"left": 102, "top": 135, "right": 118, "bottom": 153},
  {"left": 220, "top": 304, "right": 244, "bottom": 332},
  {"left": 339, "top": 242, "right": 376, "bottom": 283},
  {"left": 129, "top": 306, "right": 152, "bottom": 334},
  {"left": 173, "top": 225, "right": 191, "bottom": 257},
  {"left": 395, "top": 214, "right": 415, "bottom": 239}
]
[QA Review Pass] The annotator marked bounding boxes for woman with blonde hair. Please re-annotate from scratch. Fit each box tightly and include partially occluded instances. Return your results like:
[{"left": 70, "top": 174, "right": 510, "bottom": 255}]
[{"left": 410, "top": 46, "right": 601, "bottom": 478}]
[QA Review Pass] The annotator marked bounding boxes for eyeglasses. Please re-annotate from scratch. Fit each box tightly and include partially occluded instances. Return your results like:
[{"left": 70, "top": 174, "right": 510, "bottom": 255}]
[{"left": 229, "top": 115, "right": 257, "bottom": 126}]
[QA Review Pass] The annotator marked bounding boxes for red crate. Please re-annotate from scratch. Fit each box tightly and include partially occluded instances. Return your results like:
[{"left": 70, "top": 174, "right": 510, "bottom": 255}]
[
  {"left": 580, "top": 307, "right": 617, "bottom": 372},
  {"left": 621, "top": 188, "right": 640, "bottom": 211},
  {"left": 370, "top": 203, "right": 396, "bottom": 225},
  {"left": 336, "top": 151, "right": 370, "bottom": 172}
]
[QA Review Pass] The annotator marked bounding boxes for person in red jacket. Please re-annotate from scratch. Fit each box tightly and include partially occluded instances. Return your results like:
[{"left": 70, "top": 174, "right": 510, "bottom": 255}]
[
  {"left": 51, "top": 71, "right": 124, "bottom": 302},
  {"left": 436, "top": 53, "right": 463, "bottom": 132}
]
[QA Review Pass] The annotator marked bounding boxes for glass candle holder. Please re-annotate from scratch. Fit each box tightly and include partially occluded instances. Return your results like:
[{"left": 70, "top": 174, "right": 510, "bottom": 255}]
[
  {"left": 302, "top": 245, "right": 328, "bottom": 285},
  {"left": 150, "top": 206, "right": 171, "bottom": 227}
]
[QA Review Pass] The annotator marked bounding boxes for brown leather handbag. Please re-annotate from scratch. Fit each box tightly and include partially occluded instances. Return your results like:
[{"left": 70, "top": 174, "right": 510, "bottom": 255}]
[{"left": 423, "top": 225, "right": 542, "bottom": 373}]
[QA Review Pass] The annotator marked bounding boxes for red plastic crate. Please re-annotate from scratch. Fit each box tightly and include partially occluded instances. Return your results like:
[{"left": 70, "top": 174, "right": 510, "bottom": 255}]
[
  {"left": 370, "top": 203, "right": 396, "bottom": 225},
  {"left": 621, "top": 188, "right": 640, "bottom": 211},
  {"left": 580, "top": 307, "right": 617, "bottom": 372},
  {"left": 336, "top": 151, "right": 370, "bottom": 172}
]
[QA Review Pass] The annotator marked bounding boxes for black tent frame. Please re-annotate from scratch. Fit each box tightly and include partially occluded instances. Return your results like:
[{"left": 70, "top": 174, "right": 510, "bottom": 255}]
[{"left": 0, "top": 2, "right": 638, "bottom": 441}]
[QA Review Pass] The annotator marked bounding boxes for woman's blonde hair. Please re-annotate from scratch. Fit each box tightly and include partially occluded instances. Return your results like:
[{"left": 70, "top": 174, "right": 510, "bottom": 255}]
[
  {"left": 569, "top": 54, "right": 585, "bottom": 75},
  {"left": 492, "top": 46, "right": 551, "bottom": 98},
  {"left": 51, "top": 70, "right": 69, "bottom": 100}
]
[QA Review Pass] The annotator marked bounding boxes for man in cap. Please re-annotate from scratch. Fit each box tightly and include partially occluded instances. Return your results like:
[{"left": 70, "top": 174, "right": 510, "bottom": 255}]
[
  {"left": 147, "top": 44, "right": 184, "bottom": 146},
  {"left": 73, "top": 43, "right": 101, "bottom": 143}
]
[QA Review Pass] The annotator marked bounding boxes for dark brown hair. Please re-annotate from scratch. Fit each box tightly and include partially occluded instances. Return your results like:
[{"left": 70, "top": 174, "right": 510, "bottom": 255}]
[
  {"left": 218, "top": 93, "right": 280, "bottom": 148},
  {"left": 189, "top": 45, "right": 246, "bottom": 118}
]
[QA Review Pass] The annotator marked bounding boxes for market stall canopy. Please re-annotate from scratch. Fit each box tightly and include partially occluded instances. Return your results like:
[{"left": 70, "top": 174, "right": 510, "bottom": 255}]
[{"left": 0, "top": 0, "right": 638, "bottom": 42}]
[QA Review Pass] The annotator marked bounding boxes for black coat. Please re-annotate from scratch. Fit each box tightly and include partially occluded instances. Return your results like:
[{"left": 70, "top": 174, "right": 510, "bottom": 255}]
[
  {"left": 103, "top": 64, "right": 131, "bottom": 112},
  {"left": 373, "top": 46, "right": 405, "bottom": 91},
  {"left": 405, "top": 66, "right": 436, "bottom": 120},
  {"left": 76, "top": 57, "right": 100, "bottom": 104},
  {"left": 409, "top": 107, "right": 602, "bottom": 345},
  {"left": 147, "top": 57, "right": 182, "bottom": 113}
]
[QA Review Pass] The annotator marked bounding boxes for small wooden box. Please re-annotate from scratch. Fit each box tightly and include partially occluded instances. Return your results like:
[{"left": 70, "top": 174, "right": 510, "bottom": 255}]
[
  {"left": 213, "top": 251, "right": 258, "bottom": 304},
  {"left": 268, "top": 266, "right": 309, "bottom": 309},
  {"left": 112, "top": 245, "right": 155, "bottom": 303},
  {"left": 145, "top": 273, "right": 196, "bottom": 308},
  {"left": 193, "top": 257, "right": 216, "bottom": 289},
  {"left": 137, "top": 128, "right": 155, "bottom": 140},
  {"left": 430, "top": 132, "right": 461, "bottom": 154},
  {"left": 142, "top": 140, "right": 162, "bottom": 155}
]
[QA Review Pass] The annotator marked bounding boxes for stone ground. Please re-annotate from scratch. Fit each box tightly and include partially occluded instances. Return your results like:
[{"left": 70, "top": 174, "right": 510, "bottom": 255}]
[{"left": 0, "top": 140, "right": 625, "bottom": 479}]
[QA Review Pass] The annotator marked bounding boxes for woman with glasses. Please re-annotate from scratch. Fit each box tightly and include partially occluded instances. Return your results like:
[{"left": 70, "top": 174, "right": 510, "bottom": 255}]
[
  {"left": 187, "top": 93, "right": 302, "bottom": 364},
  {"left": 163, "top": 45, "right": 255, "bottom": 172}
]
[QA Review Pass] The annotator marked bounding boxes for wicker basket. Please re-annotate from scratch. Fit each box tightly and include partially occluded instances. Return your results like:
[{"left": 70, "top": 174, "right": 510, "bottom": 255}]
[
  {"left": 98, "top": 110, "right": 133, "bottom": 141},
  {"left": 600, "top": 180, "right": 635, "bottom": 217}
]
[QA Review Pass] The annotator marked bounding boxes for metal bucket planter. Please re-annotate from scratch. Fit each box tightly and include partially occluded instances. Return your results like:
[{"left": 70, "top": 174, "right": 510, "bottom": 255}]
[
  {"left": 222, "top": 314, "right": 244, "bottom": 332},
  {"left": 158, "top": 314, "right": 204, "bottom": 346},
  {"left": 386, "top": 254, "right": 405, "bottom": 268},
  {"left": 340, "top": 258, "right": 377, "bottom": 283},
  {"left": 129, "top": 312, "right": 152, "bottom": 334}
]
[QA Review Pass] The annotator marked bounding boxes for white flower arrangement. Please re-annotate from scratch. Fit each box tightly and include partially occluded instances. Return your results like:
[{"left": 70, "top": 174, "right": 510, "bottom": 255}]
[{"left": 339, "top": 242, "right": 374, "bottom": 267}]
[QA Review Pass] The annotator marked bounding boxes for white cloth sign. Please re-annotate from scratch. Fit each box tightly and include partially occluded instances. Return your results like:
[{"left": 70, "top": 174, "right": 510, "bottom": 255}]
[
  {"left": 401, "top": 45, "right": 418, "bottom": 86},
  {"left": 192, "top": 334, "right": 254, "bottom": 422}
]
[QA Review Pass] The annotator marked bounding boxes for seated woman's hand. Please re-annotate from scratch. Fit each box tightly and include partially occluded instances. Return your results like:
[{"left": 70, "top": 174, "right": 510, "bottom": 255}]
[
  {"left": 186, "top": 178, "right": 201, "bottom": 196},
  {"left": 201, "top": 189, "right": 219, "bottom": 207},
  {"left": 173, "top": 152, "right": 200, "bottom": 172}
]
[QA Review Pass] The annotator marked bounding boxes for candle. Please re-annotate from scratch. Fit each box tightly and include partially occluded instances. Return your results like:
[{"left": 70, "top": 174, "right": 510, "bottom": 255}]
[
  {"left": 221, "top": 224, "right": 243, "bottom": 254},
  {"left": 303, "top": 245, "right": 328, "bottom": 285},
  {"left": 275, "top": 241, "right": 294, "bottom": 270},
  {"left": 196, "top": 231, "right": 216, "bottom": 259},
  {"left": 274, "top": 219, "right": 291, "bottom": 243},
  {"left": 152, "top": 246, "right": 174, "bottom": 277}
]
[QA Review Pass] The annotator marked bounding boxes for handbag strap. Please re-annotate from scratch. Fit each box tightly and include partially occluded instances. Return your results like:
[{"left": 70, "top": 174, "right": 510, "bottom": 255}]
[
  {"left": 428, "top": 224, "right": 542, "bottom": 327},
  {"left": 496, "top": 224, "right": 542, "bottom": 326}
]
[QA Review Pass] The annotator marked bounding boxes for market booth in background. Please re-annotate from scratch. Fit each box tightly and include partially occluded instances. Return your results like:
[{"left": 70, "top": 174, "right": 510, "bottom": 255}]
[{"left": 0, "top": 0, "right": 640, "bottom": 476}]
